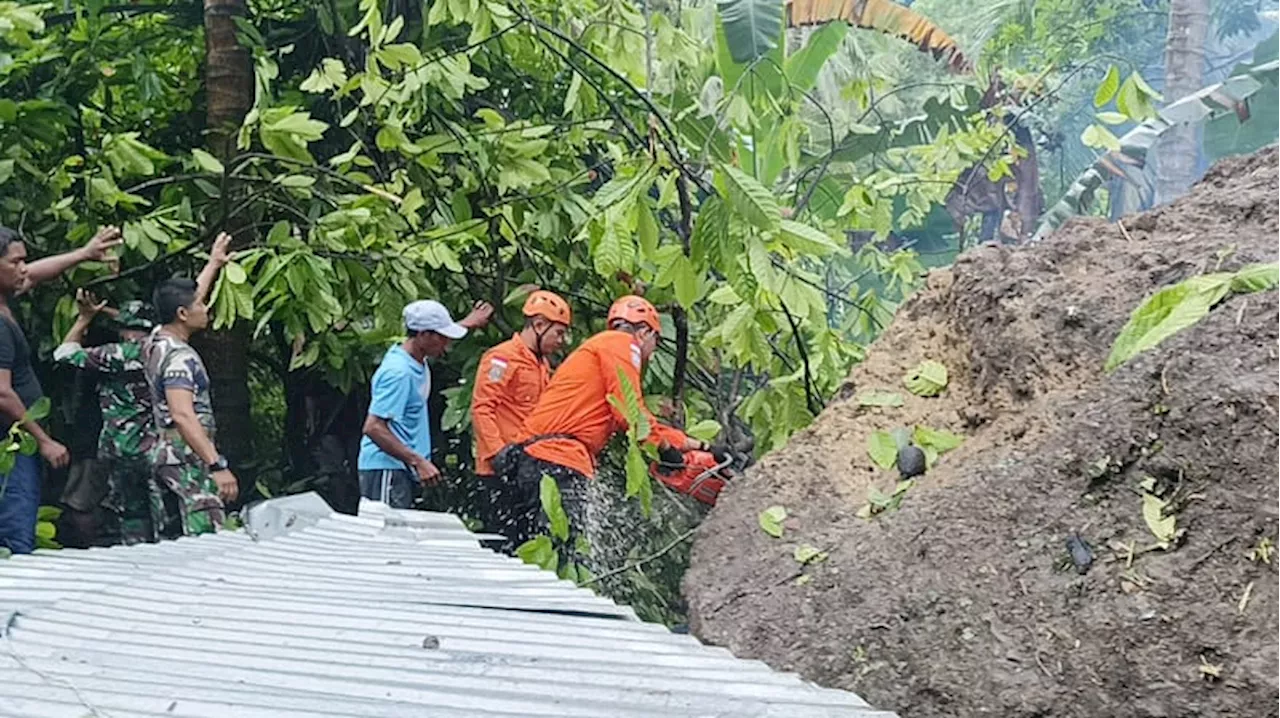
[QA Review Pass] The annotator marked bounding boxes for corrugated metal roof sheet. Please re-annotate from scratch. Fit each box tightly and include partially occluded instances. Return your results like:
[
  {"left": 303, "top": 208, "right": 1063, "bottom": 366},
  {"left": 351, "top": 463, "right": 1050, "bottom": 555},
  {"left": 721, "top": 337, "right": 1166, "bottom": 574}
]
[{"left": 0, "top": 494, "right": 895, "bottom": 718}]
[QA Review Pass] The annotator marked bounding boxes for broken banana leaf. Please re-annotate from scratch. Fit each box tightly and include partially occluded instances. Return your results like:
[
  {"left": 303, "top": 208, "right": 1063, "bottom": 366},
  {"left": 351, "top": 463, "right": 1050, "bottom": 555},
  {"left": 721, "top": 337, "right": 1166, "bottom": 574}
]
[{"left": 1033, "top": 58, "right": 1279, "bottom": 241}]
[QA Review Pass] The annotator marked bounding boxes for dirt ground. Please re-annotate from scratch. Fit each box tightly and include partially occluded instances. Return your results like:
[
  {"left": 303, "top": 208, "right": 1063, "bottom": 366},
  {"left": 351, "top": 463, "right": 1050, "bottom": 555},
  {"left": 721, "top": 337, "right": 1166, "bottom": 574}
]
[{"left": 684, "top": 146, "right": 1280, "bottom": 718}]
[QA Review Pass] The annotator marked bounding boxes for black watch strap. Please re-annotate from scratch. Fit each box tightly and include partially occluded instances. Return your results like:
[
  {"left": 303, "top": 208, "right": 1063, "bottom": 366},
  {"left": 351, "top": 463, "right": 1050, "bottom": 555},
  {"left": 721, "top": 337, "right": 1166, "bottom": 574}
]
[{"left": 208, "top": 454, "right": 229, "bottom": 472}]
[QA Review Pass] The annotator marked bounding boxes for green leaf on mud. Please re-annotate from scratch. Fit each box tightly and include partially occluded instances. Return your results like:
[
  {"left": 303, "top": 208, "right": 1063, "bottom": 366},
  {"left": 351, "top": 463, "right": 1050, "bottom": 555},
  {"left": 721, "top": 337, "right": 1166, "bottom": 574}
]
[
  {"left": 903, "top": 360, "right": 948, "bottom": 397},
  {"left": 1105, "top": 273, "right": 1233, "bottom": 372},
  {"left": 1229, "top": 262, "right": 1279, "bottom": 293},
  {"left": 1141, "top": 493, "right": 1177, "bottom": 544},
  {"left": 913, "top": 425, "right": 964, "bottom": 454},
  {"left": 759, "top": 505, "right": 787, "bottom": 538},
  {"left": 857, "top": 389, "right": 903, "bottom": 408},
  {"left": 540, "top": 475, "right": 569, "bottom": 541},
  {"left": 858, "top": 480, "right": 915, "bottom": 521},
  {"left": 913, "top": 425, "right": 964, "bottom": 467},
  {"left": 793, "top": 544, "right": 828, "bottom": 565},
  {"left": 866, "top": 430, "right": 898, "bottom": 470}
]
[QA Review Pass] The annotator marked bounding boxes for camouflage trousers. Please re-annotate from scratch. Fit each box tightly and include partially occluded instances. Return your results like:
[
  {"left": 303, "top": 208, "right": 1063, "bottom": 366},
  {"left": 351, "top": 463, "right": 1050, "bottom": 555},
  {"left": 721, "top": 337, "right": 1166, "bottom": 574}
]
[
  {"left": 150, "top": 460, "right": 226, "bottom": 539},
  {"left": 101, "top": 456, "right": 156, "bottom": 545}
]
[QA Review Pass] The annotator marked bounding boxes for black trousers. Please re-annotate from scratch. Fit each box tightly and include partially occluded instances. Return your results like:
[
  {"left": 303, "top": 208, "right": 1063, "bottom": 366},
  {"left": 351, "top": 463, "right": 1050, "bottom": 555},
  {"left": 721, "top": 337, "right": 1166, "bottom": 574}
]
[{"left": 489, "top": 448, "right": 588, "bottom": 556}]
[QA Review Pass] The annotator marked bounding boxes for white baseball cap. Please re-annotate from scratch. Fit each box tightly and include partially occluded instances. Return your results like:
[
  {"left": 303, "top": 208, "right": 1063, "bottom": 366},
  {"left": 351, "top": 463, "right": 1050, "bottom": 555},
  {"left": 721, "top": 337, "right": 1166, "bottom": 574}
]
[{"left": 403, "top": 300, "right": 467, "bottom": 339}]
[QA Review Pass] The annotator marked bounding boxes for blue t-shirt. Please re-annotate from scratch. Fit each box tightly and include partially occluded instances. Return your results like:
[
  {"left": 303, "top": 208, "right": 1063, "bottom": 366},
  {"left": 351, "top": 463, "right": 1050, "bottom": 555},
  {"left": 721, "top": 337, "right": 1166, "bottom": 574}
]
[{"left": 357, "top": 345, "right": 431, "bottom": 471}]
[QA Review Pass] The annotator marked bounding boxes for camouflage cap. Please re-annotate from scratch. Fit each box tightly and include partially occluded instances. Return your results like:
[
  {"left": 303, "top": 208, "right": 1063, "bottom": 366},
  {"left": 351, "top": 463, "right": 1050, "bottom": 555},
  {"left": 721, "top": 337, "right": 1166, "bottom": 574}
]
[{"left": 114, "top": 300, "right": 154, "bottom": 330}]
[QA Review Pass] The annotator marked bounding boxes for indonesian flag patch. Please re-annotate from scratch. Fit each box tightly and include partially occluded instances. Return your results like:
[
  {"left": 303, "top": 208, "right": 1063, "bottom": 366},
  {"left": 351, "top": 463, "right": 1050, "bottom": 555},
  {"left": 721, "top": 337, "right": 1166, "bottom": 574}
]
[{"left": 488, "top": 357, "right": 508, "bottom": 382}]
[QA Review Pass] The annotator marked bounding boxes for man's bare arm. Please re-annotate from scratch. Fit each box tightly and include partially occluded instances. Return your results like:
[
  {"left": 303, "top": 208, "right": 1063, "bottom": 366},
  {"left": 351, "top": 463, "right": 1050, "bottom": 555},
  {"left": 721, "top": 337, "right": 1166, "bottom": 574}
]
[
  {"left": 166, "top": 387, "right": 219, "bottom": 464},
  {"left": 194, "top": 232, "right": 233, "bottom": 306},
  {"left": 26, "top": 227, "right": 123, "bottom": 287},
  {"left": 362, "top": 414, "right": 422, "bottom": 466}
]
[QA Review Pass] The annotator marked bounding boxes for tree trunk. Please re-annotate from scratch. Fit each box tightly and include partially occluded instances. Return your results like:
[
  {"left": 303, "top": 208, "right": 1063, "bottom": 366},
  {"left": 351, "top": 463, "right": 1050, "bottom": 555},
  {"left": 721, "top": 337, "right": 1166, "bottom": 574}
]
[
  {"left": 1155, "top": 0, "right": 1210, "bottom": 204},
  {"left": 201, "top": 0, "right": 255, "bottom": 491}
]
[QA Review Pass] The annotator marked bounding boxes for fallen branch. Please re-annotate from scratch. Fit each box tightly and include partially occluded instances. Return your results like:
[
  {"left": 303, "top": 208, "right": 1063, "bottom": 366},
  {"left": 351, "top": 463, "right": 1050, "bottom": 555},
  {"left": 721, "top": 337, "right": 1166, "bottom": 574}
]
[{"left": 576, "top": 527, "right": 696, "bottom": 588}]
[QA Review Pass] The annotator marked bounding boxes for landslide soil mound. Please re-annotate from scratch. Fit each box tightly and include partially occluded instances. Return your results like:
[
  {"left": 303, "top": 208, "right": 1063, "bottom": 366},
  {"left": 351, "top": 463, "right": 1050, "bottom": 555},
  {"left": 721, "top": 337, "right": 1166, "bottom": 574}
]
[{"left": 685, "top": 146, "right": 1280, "bottom": 718}]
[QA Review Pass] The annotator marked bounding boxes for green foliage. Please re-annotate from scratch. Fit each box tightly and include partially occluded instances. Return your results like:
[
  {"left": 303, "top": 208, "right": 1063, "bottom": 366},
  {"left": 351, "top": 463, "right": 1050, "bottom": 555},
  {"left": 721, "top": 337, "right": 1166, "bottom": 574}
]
[
  {"left": 1038, "top": 58, "right": 1280, "bottom": 239},
  {"left": 857, "top": 389, "right": 903, "bottom": 407},
  {"left": 855, "top": 479, "right": 913, "bottom": 519},
  {"left": 715, "top": 0, "right": 784, "bottom": 64},
  {"left": 0, "top": 0, "right": 984, "bottom": 528},
  {"left": 866, "top": 430, "right": 898, "bottom": 470},
  {"left": 1107, "top": 274, "right": 1233, "bottom": 373},
  {"left": 758, "top": 505, "right": 787, "bottom": 537},
  {"left": 793, "top": 543, "right": 828, "bottom": 564},
  {"left": 0, "top": 398, "right": 49, "bottom": 496},
  {"left": 607, "top": 367, "right": 654, "bottom": 516},
  {"left": 540, "top": 474, "right": 569, "bottom": 542},
  {"left": 35, "top": 505, "right": 61, "bottom": 550},
  {"left": 1106, "top": 264, "right": 1278, "bottom": 373},
  {"left": 515, "top": 476, "right": 589, "bottom": 578},
  {"left": 903, "top": 359, "right": 948, "bottom": 397},
  {"left": 912, "top": 424, "right": 964, "bottom": 467}
]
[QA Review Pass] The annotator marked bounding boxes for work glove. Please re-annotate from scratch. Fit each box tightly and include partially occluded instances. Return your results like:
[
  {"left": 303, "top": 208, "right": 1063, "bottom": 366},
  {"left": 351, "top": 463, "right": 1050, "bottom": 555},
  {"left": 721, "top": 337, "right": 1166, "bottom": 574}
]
[{"left": 707, "top": 443, "right": 732, "bottom": 463}]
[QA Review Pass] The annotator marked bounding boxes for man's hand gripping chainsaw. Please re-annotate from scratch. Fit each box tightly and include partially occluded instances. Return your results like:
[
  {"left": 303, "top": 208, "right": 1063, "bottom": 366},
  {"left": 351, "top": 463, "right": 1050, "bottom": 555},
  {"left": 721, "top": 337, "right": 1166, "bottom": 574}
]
[{"left": 650, "top": 449, "right": 736, "bottom": 506}]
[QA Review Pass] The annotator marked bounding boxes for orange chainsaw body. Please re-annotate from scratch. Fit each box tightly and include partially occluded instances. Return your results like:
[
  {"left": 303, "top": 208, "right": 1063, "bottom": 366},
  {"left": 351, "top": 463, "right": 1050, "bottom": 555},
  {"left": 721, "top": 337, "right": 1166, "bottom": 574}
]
[{"left": 650, "top": 450, "right": 732, "bottom": 506}]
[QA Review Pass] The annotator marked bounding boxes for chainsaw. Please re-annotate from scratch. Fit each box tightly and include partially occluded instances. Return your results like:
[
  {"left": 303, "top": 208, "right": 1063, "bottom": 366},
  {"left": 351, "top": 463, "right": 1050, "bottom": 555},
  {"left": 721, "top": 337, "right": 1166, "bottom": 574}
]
[{"left": 650, "top": 450, "right": 735, "bottom": 506}]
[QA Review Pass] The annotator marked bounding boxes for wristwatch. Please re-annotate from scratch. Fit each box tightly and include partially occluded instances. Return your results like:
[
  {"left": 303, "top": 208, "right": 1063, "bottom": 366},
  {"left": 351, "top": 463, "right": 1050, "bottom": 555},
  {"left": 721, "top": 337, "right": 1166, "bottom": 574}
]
[{"left": 208, "top": 454, "right": 230, "bottom": 473}]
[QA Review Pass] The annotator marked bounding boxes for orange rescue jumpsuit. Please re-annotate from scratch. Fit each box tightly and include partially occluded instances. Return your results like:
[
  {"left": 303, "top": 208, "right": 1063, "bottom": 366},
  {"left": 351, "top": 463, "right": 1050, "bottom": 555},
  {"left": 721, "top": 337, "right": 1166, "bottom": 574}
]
[
  {"left": 470, "top": 334, "right": 550, "bottom": 476},
  {"left": 517, "top": 330, "right": 689, "bottom": 477}
]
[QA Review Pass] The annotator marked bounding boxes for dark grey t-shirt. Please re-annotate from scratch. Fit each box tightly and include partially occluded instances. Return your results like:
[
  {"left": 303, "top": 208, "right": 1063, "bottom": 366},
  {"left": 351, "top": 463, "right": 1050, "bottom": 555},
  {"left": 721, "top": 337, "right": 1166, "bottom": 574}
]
[{"left": 0, "top": 314, "right": 42, "bottom": 410}]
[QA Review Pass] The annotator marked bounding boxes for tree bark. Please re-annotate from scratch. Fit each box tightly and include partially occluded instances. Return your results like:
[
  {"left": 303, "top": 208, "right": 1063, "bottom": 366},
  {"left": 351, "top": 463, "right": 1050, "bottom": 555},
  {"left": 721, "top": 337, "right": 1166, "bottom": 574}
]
[
  {"left": 200, "top": 0, "right": 255, "bottom": 489},
  {"left": 1155, "top": 0, "right": 1210, "bottom": 204}
]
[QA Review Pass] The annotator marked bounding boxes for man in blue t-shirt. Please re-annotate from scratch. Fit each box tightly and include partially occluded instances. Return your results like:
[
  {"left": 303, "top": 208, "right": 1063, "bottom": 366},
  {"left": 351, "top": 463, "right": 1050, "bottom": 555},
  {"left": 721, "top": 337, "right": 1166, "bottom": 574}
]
[{"left": 358, "top": 299, "right": 491, "bottom": 508}]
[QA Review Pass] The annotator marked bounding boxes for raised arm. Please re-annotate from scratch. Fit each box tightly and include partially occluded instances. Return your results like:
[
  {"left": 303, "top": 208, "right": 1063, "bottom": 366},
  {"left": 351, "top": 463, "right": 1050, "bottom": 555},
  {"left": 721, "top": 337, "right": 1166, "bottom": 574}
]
[
  {"left": 53, "top": 289, "right": 106, "bottom": 364},
  {"left": 194, "top": 231, "right": 232, "bottom": 307},
  {"left": 25, "top": 226, "right": 122, "bottom": 288}
]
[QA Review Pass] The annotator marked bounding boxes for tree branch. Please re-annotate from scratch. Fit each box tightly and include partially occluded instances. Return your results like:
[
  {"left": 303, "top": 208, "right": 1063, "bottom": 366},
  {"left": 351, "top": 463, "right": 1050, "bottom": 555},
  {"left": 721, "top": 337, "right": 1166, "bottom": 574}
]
[{"left": 779, "top": 299, "right": 822, "bottom": 416}]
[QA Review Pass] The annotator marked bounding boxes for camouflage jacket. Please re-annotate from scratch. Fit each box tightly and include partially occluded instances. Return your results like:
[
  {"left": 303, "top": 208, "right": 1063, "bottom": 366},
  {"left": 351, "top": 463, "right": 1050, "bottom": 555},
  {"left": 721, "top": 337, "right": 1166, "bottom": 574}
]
[
  {"left": 142, "top": 328, "right": 216, "bottom": 466},
  {"left": 54, "top": 340, "right": 156, "bottom": 460}
]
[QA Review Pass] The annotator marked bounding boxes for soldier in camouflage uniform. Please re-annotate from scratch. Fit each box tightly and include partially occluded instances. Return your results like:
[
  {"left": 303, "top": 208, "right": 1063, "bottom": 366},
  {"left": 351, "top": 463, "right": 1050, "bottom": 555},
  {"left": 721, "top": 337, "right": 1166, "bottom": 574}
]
[
  {"left": 54, "top": 291, "right": 158, "bottom": 544},
  {"left": 143, "top": 237, "right": 238, "bottom": 537}
]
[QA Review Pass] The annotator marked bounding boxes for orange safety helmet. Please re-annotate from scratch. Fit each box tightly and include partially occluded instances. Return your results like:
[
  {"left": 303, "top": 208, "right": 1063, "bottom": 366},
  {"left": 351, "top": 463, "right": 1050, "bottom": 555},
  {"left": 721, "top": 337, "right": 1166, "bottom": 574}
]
[
  {"left": 607, "top": 295, "right": 661, "bottom": 333},
  {"left": 522, "top": 290, "right": 572, "bottom": 325}
]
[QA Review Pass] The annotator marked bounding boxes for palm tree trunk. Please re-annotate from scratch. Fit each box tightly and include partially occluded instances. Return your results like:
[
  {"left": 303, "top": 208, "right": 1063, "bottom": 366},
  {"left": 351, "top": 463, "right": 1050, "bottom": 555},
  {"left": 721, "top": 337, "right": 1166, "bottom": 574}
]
[
  {"left": 1155, "top": 0, "right": 1210, "bottom": 204},
  {"left": 199, "top": 0, "right": 255, "bottom": 488}
]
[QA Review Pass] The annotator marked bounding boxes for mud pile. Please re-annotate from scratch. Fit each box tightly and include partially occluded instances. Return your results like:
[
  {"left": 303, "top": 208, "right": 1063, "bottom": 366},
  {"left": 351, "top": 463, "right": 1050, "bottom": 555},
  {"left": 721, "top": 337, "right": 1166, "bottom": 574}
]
[{"left": 685, "top": 147, "right": 1280, "bottom": 717}]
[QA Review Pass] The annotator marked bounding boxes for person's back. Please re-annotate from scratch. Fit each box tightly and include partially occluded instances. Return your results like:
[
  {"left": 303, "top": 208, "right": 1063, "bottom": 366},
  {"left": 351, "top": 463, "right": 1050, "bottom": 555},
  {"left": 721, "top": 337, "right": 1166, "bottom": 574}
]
[
  {"left": 55, "top": 324, "right": 156, "bottom": 545},
  {"left": 518, "top": 330, "right": 636, "bottom": 478},
  {"left": 60, "top": 339, "right": 154, "bottom": 460}
]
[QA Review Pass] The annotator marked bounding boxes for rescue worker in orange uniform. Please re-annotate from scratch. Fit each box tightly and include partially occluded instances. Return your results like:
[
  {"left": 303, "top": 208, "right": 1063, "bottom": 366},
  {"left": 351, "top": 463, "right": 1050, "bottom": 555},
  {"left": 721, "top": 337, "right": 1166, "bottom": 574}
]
[
  {"left": 469, "top": 291, "right": 572, "bottom": 545},
  {"left": 493, "top": 295, "right": 713, "bottom": 549}
]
